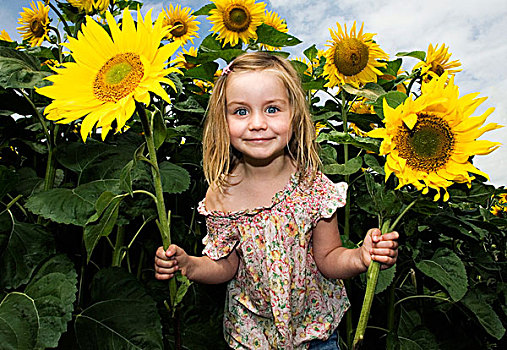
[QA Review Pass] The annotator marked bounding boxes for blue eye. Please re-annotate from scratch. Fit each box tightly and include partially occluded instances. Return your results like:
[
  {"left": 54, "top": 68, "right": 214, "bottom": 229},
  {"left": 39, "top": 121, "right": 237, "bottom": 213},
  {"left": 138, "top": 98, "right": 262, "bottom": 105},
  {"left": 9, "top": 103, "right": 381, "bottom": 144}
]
[
  {"left": 234, "top": 108, "right": 248, "bottom": 116},
  {"left": 266, "top": 106, "right": 279, "bottom": 114}
]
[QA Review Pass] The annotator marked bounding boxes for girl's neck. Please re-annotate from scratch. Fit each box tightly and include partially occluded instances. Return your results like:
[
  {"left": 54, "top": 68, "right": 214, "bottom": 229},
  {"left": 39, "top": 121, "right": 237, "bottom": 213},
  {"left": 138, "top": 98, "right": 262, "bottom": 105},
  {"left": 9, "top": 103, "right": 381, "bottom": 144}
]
[{"left": 238, "top": 154, "right": 296, "bottom": 182}]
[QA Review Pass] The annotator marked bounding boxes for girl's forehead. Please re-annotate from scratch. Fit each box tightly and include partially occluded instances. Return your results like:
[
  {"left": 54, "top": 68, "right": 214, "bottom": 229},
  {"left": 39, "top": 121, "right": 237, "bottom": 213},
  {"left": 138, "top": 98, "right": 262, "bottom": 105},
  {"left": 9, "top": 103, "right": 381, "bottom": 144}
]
[{"left": 226, "top": 69, "right": 288, "bottom": 94}]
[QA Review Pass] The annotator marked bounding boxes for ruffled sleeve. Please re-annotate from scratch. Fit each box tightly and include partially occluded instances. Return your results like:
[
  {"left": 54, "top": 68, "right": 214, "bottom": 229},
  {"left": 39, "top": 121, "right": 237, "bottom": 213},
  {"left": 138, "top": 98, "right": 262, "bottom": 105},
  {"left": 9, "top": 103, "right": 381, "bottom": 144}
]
[
  {"left": 198, "top": 200, "right": 240, "bottom": 260},
  {"left": 310, "top": 172, "right": 348, "bottom": 226}
]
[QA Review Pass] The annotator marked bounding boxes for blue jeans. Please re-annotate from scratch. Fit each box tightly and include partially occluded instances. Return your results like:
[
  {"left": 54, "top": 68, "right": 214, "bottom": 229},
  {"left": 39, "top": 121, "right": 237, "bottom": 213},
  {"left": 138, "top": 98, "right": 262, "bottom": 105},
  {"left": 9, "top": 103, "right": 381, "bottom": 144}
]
[{"left": 308, "top": 331, "right": 340, "bottom": 350}]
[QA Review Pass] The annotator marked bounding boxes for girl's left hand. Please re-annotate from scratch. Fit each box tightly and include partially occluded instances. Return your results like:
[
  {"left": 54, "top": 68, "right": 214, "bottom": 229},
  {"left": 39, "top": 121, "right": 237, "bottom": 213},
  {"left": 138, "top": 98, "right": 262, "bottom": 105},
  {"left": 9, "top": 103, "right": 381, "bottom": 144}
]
[{"left": 361, "top": 228, "right": 399, "bottom": 270}]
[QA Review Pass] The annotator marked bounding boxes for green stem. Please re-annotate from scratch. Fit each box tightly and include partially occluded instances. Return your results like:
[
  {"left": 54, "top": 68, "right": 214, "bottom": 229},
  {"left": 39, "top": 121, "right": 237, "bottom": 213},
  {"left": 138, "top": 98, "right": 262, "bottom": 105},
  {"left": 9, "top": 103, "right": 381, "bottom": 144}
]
[
  {"left": 385, "top": 282, "right": 396, "bottom": 349},
  {"left": 352, "top": 220, "right": 390, "bottom": 349},
  {"left": 47, "top": 2, "right": 73, "bottom": 38},
  {"left": 341, "top": 91, "right": 350, "bottom": 239},
  {"left": 112, "top": 226, "right": 125, "bottom": 267},
  {"left": 136, "top": 102, "right": 177, "bottom": 310}
]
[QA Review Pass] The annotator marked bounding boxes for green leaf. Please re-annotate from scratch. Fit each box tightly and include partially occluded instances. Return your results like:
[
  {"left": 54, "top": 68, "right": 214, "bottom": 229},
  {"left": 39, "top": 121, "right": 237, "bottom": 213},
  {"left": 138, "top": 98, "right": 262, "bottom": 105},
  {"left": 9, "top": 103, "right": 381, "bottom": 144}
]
[
  {"left": 0, "top": 166, "right": 18, "bottom": 200},
  {"left": 416, "top": 248, "right": 468, "bottom": 301},
  {"left": 0, "top": 47, "right": 50, "bottom": 89},
  {"left": 83, "top": 192, "right": 123, "bottom": 261},
  {"left": 342, "top": 83, "right": 386, "bottom": 101},
  {"left": 290, "top": 60, "right": 309, "bottom": 76},
  {"left": 364, "top": 154, "right": 385, "bottom": 175},
  {"left": 152, "top": 112, "right": 166, "bottom": 150},
  {"left": 184, "top": 62, "right": 219, "bottom": 82},
  {"left": 461, "top": 288, "right": 506, "bottom": 340},
  {"left": 193, "top": 3, "right": 216, "bottom": 16},
  {"left": 159, "top": 162, "right": 191, "bottom": 194},
  {"left": 195, "top": 34, "right": 244, "bottom": 63},
  {"left": 302, "top": 78, "right": 326, "bottom": 91},
  {"left": 375, "top": 264, "right": 396, "bottom": 294},
  {"left": 322, "top": 156, "right": 363, "bottom": 175},
  {"left": 317, "top": 131, "right": 380, "bottom": 153},
  {"left": 256, "top": 23, "right": 302, "bottom": 47},
  {"left": 380, "top": 58, "right": 403, "bottom": 77},
  {"left": 120, "top": 160, "right": 134, "bottom": 196},
  {"left": 0, "top": 221, "right": 55, "bottom": 289},
  {"left": 174, "top": 95, "right": 206, "bottom": 114},
  {"left": 25, "top": 179, "right": 120, "bottom": 226},
  {"left": 0, "top": 292, "right": 39, "bottom": 350},
  {"left": 174, "top": 274, "right": 192, "bottom": 308},
  {"left": 373, "top": 91, "right": 408, "bottom": 119},
  {"left": 25, "top": 255, "right": 77, "bottom": 349},
  {"left": 303, "top": 44, "right": 318, "bottom": 61},
  {"left": 396, "top": 50, "right": 426, "bottom": 61},
  {"left": 75, "top": 268, "right": 163, "bottom": 350}
]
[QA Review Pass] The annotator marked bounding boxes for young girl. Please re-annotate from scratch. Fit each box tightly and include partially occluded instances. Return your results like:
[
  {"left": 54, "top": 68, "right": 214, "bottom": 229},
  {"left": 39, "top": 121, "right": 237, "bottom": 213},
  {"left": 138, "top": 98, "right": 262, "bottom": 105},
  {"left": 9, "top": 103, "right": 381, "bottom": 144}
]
[{"left": 154, "top": 52, "right": 399, "bottom": 349}]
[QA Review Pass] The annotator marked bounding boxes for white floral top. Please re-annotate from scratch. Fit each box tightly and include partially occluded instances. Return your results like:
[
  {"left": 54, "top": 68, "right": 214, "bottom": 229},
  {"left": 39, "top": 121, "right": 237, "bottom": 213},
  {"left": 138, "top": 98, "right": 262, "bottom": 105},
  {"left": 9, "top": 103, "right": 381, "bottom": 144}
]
[{"left": 197, "top": 171, "right": 349, "bottom": 349}]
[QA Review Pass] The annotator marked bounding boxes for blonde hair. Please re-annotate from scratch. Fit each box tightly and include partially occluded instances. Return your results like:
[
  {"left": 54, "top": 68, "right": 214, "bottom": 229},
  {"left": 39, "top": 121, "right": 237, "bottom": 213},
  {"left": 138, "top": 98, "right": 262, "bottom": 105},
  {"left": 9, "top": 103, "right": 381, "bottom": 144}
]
[{"left": 203, "top": 52, "right": 320, "bottom": 189}]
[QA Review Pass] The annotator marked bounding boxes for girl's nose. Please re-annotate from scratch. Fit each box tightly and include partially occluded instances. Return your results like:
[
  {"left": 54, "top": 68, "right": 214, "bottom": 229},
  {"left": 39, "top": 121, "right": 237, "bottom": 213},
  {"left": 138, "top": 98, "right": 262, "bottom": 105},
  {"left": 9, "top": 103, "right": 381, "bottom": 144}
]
[{"left": 248, "top": 110, "right": 268, "bottom": 130}]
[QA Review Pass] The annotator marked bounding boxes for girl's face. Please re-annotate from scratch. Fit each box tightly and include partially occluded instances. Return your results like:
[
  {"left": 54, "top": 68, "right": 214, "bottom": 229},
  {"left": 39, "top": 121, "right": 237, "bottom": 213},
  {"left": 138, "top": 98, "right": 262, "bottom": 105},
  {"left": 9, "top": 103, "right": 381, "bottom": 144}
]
[{"left": 225, "top": 69, "right": 292, "bottom": 165}]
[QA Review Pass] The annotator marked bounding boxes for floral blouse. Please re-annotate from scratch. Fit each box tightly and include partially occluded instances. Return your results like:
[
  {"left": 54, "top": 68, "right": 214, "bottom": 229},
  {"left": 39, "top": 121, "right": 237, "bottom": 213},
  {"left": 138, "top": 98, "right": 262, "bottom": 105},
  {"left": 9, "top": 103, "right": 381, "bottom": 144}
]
[{"left": 197, "top": 171, "right": 349, "bottom": 349}]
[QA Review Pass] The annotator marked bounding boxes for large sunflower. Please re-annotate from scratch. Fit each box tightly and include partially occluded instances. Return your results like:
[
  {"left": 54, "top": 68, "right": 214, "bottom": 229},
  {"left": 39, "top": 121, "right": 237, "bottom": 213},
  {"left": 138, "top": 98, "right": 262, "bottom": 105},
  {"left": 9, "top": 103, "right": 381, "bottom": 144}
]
[
  {"left": 17, "top": 1, "right": 50, "bottom": 47},
  {"left": 260, "top": 10, "right": 288, "bottom": 51},
  {"left": 162, "top": 4, "right": 200, "bottom": 45},
  {"left": 323, "top": 21, "right": 388, "bottom": 88},
  {"left": 36, "top": 8, "right": 181, "bottom": 142},
  {"left": 368, "top": 72, "right": 502, "bottom": 201},
  {"left": 208, "top": 0, "right": 265, "bottom": 47},
  {"left": 413, "top": 43, "right": 462, "bottom": 82}
]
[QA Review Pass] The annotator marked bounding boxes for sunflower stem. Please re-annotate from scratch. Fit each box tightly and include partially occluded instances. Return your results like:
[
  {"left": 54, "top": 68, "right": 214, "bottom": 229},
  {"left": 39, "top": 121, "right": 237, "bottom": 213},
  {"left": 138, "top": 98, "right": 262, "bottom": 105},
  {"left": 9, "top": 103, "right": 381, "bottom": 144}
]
[
  {"left": 352, "top": 219, "right": 390, "bottom": 349},
  {"left": 136, "top": 102, "right": 178, "bottom": 312},
  {"left": 47, "top": 1, "right": 73, "bottom": 38}
]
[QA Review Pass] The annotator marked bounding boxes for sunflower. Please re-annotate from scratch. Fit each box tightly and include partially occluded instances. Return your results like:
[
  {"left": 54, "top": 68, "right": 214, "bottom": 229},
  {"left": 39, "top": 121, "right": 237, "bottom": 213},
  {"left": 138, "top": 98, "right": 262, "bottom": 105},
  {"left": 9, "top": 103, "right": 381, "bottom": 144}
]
[
  {"left": 323, "top": 21, "right": 388, "bottom": 88},
  {"left": 0, "top": 30, "right": 13, "bottom": 42},
  {"left": 17, "top": 1, "right": 50, "bottom": 47},
  {"left": 36, "top": 8, "right": 181, "bottom": 142},
  {"left": 67, "top": 0, "right": 112, "bottom": 14},
  {"left": 174, "top": 46, "right": 198, "bottom": 70},
  {"left": 260, "top": 10, "right": 288, "bottom": 51},
  {"left": 413, "top": 43, "right": 462, "bottom": 83},
  {"left": 162, "top": 4, "right": 200, "bottom": 45},
  {"left": 208, "top": 0, "right": 265, "bottom": 47},
  {"left": 368, "top": 72, "right": 502, "bottom": 201}
]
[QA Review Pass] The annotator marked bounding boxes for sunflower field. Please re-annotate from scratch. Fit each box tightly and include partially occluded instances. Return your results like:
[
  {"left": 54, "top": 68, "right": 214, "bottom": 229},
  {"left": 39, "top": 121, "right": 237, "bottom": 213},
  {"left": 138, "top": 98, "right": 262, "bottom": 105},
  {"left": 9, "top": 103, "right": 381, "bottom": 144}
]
[{"left": 0, "top": 0, "right": 506, "bottom": 349}]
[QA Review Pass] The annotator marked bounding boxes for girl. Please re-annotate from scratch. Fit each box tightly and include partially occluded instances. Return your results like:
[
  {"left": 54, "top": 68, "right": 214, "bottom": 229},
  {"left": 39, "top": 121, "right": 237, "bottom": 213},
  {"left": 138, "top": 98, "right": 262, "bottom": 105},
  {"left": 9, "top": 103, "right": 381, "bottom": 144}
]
[{"left": 154, "top": 52, "right": 399, "bottom": 349}]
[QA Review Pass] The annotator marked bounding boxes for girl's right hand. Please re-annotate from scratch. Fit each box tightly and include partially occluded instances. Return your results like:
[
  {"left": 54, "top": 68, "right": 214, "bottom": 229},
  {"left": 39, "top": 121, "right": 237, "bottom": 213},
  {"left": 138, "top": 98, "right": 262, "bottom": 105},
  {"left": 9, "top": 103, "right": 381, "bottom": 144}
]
[{"left": 154, "top": 244, "right": 189, "bottom": 280}]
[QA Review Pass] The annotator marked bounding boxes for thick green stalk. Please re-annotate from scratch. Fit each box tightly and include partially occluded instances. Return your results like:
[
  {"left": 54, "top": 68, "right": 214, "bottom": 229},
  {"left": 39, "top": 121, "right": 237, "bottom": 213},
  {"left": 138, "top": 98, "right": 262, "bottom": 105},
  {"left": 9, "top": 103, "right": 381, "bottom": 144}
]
[
  {"left": 112, "top": 226, "right": 125, "bottom": 267},
  {"left": 136, "top": 103, "right": 177, "bottom": 307},
  {"left": 352, "top": 220, "right": 390, "bottom": 349}
]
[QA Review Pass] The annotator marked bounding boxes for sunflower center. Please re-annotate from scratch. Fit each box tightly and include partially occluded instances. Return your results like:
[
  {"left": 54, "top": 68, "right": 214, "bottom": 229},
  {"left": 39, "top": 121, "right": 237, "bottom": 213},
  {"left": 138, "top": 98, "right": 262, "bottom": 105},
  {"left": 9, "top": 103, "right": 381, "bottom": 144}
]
[
  {"left": 170, "top": 20, "right": 187, "bottom": 37},
  {"left": 394, "top": 113, "right": 455, "bottom": 173},
  {"left": 333, "top": 38, "right": 369, "bottom": 76},
  {"left": 430, "top": 63, "right": 445, "bottom": 76},
  {"left": 30, "top": 19, "right": 45, "bottom": 37},
  {"left": 93, "top": 53, "right": 144, "bottom": 103},
  {"left": 224, "top": 6, "right": 251, "bottom": 32}
]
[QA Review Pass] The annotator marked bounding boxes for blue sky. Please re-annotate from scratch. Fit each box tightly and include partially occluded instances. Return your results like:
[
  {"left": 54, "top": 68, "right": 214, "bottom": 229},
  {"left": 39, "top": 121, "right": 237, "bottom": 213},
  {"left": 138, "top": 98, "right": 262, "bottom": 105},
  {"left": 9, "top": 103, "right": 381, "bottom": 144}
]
[{"left": 2, "top": 0, "right": 507, "bottom": 186}]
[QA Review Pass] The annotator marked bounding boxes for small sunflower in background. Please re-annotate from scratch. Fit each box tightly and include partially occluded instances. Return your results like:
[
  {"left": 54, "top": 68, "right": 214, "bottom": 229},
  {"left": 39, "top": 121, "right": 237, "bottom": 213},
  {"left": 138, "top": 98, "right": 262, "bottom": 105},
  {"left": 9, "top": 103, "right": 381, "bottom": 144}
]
[
  {"left": 490, "top": 193, "right": 507, "bottom": 217},
  {"left": 162, "top": 4, "right": 200, "bottom": 46},
  {"left": 67, "top": 0, "right": 112, "bottom": 14},
  {"left": 413, "top": 43, "right": 462, "bottom": 83},
  {"left": 368, "top": 72, "right": 502, "bottom": 201},
  {"left": 36, "top": 8, "right": 181, "bottom": 142},
  {"left": 208, "top": 0, "right": 265, "bottom": 47},
  {"left": 323, "top": 21, "right": 388, "bottom": 88},
  {"left": 174, "top": 46, "right": 199, "bottom": 70},
  {"left": 17, "top": 1, "right": 51, "bottom": 47},
  {"left": 260, "top": 10, "right": 288, "bottom": 51},
  {"left": 0, "top": 30, "right": 13, "bottom": 42}
]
